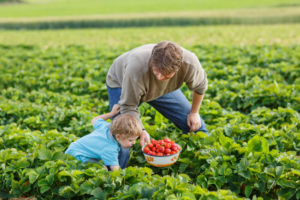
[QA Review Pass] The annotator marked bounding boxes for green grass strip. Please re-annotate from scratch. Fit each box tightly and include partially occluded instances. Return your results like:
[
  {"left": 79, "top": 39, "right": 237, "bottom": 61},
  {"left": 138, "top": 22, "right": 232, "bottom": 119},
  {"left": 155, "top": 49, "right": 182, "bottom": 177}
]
[{"left": 0, "top": 15, "right": 300, "bottom": 30}]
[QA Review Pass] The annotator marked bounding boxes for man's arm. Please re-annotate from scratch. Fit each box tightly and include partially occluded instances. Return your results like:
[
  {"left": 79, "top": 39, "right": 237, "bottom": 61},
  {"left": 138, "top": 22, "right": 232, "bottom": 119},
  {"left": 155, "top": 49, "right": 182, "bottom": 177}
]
[
  {"left": 118, "top": 68, "right": 151, "bottom": 147},
  {"left": 187, "top": 92, "right": 204, "bottom": 132},
  {"left": 91, "top": 104, "right": 120, "bottom": 125}
]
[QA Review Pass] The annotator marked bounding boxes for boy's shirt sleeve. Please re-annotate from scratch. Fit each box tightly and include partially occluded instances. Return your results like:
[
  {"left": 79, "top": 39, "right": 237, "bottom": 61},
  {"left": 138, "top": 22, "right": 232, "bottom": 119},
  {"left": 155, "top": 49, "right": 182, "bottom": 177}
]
[
  {"left": 101, "top": 149, "right": 119, "bottom": 166},
  {"left": 93, "top": 118, "right": 109, "bottom": 130}
]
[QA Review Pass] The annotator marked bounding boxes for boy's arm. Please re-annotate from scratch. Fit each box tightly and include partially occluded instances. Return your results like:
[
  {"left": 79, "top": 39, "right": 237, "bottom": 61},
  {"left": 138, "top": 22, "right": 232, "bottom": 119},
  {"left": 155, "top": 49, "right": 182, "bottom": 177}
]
[
  {"left": 91, "top": 104, "right": 120, "bottom": 124},
  {"left": 109, "top": 165, "right": 120, "bottom": 171}
]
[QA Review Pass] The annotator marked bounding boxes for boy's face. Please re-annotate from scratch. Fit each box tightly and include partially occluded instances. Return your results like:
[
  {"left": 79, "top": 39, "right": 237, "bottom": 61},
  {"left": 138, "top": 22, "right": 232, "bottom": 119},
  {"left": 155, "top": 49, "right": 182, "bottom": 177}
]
[{"left": 116, "top": 135, "right": 139, "bottom": 148}]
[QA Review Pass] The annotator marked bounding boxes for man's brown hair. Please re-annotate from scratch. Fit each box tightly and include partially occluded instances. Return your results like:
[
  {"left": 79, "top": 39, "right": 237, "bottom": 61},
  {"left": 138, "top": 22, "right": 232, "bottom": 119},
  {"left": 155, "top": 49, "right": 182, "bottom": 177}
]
[
  {"left": 149, "top": 41, "right": 183, "bottom": 75},
  {"left": 110, "top": 114, "right": 142, "bottom": 138}
]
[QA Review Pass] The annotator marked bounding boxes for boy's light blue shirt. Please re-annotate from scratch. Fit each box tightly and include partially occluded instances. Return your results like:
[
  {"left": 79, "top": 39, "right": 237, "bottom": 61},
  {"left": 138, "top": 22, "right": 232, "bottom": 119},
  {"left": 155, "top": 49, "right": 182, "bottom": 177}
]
[{"left": 65, "top": 118, "right": 120, "bottom": 166}]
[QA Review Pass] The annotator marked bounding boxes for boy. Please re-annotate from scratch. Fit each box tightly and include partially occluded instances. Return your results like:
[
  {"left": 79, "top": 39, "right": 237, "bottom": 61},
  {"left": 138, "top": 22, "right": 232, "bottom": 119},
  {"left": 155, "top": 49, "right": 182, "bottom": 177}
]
[{"left": 65, "top": 104, "right": 142, "bottom": 171}]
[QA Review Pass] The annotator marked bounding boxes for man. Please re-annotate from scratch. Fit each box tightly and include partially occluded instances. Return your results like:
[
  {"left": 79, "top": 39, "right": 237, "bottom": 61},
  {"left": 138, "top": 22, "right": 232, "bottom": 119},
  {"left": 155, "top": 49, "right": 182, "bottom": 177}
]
[{"left": 106, "top": 41, "right": 208, "bottom": 167}]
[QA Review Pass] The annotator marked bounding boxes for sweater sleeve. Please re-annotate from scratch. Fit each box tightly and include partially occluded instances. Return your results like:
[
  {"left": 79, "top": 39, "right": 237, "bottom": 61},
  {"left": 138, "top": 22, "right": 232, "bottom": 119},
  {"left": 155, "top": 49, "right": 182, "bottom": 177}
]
[
  {"left": 184, "top": 54, "right": 208, "bottom": 95},
  {"left": 118, "top": 67, "right": 144, "bottom": 124}
]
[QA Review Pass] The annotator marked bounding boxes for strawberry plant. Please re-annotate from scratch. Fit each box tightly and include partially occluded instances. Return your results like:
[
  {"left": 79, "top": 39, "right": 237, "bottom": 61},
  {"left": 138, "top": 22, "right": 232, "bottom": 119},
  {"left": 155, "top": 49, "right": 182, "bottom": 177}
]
[{"left": 0, "top": 44, "right": 299, "bottom": 199}]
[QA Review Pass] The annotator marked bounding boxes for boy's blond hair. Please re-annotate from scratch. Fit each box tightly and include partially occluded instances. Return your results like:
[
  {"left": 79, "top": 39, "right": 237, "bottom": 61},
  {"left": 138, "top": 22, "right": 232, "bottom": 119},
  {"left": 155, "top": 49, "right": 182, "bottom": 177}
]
[
  {"left": 110, "top": 114, "right": 142, "bottom": 138},
  {"left": 149, "top": 41, "right": 183, "bottom": 76}
]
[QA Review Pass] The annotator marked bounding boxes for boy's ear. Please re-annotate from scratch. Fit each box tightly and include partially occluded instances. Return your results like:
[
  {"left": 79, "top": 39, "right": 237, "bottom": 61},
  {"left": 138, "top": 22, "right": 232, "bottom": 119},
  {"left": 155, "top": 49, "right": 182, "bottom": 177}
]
[{"left": 115, "top": 134, "right": 121, "bottom": 140}]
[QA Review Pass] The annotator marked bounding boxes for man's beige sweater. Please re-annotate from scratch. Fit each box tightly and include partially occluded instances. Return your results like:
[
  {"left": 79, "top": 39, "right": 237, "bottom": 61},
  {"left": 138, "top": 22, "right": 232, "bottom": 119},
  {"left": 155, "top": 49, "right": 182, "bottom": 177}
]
[{"left": 106, "top": 44, "right": 208, "bottom": 122}]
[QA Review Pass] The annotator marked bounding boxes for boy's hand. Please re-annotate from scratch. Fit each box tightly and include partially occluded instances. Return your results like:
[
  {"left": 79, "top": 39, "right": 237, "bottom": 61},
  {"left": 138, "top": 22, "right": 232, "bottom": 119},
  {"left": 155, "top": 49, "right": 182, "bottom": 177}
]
[
  {"left": 91, "top": 115, "right": 102, "bottom": 124},
  {"left": 140, "top": 130, "right": 150, "bottom": 147},
  {"left": 111, "top": 104, "right": 120, "bottom": 115},
  {"left": 91, "top": 104, "right": 120, "bottom": 124}
]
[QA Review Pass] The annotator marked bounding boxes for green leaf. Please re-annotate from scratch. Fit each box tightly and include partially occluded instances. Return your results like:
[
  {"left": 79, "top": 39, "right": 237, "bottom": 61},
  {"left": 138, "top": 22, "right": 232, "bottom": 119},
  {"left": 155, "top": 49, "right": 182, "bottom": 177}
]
[
  {"left": 38, "top": 179, "right": 50, "bottom": 194},
  {"left": 178, "top": 174, "right": 191, "bottom": 183},
  {"left": 258, "top": 181, "right": 265, "bottom": 193},
  {"left": 83, "top": 168, "right": 97, "bottom": 176},
  {"left": 245, "top": 185, "right": 253, "bottom": 198},
  {"left": 59, "top": 186, "right": 76, "bottom": 198},
  {"left": 296, "top": 190, "right": 300, "bottom": 199},
  {"left": 15, "top": 159, "right": 30, "bottom": 168},
  {"left": 275, "top": 166, "right": 283, "bottom": 177},
  {"left": 37, "top": 147, "right": 52, "bottom": 160},
  {"left": 292, "top": 169, "right": 300, "bottom": 176},
  {"left": 91, "top": 187, "right": 106, "bottom": 199},
  {"left": 224, "top": 124, "right": 232, "bottom": 136},
  {"left": 179, "top": 163, "right": 189, "bottom": 173},
  {"left": 196, "top": 175, "right": 207, "bottom": 188},
  {"left": 57, "top": 170, "right": 72, "bottom": 182},
  {"left": 80, "top": 181, "right": 93, "bottom": 194},
  {"left": 247, "top": 135, "right": 269, "bottom": 153},
  {"left": 165, "top": 177, "right": 175, "bottom": 189},
  {"left": 238, "top": 170, "right": 250, "bottom": 180},
  {"left": 192, "top": 186, "right": 206, "bottom": 195},
  {"left": 46, "top": 174, "right": 54, "bottom": 185},
  {"left": 278, "top": 188, "right": 296, "bottom": 200},
  {"left": 278, "top": 179, "right": 296, "bottom": 188},
  {"left": 166, "top": 194, "right": 177, "bottom": 200},
  {"left": 206, "top": 194, "right": 218, "bottom": 200},
  {"left": 27, "top": 170, "right": 39, "bottom": 184},
  {"left": 240, "top": 158, "right": 249, "bottom": 169},
  {"left": 52, "top": 151, "right": 65, "bottom": 160},
  {"left": 182, "top": 192, "right": 196, "bottom": 200}
]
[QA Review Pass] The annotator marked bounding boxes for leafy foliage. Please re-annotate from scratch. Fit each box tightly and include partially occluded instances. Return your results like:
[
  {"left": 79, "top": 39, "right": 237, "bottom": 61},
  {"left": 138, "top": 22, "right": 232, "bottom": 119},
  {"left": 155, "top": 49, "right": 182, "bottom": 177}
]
[{"left": 0, "top": 44, "right": 299, "bottom": 199}]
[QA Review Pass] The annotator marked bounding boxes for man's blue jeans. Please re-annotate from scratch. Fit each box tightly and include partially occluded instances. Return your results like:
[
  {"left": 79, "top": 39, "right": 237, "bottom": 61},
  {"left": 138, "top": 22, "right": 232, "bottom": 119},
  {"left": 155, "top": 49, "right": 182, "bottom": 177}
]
[{"left": 107, "top": 85, "right": 209, "bottom": 168}]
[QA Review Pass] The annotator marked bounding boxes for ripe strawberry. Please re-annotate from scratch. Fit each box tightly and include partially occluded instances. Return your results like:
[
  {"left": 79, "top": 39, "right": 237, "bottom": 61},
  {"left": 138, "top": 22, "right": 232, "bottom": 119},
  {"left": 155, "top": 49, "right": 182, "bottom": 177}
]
[
  {"left": 151, "top": 139, "right": 158, "bottom": 145},
  {"left": 171, "top": 146, "right": 178, "bottom": 151},
  {"left": 164, "top": 148, "right": 171, "bottom": 154},
  {"left": 164, "top": 138, "right": 171, "bottom": 143},
  {"left": 158, "top": 146, "right": 165, "bottom": 153},
  {"left": 171, "top": 151, "right": 177, "bottom": 154},
  {"left": 144, "top": 147, "right": 150, "bottom": 154},
  {"left": 165, "top": 143, "right": 171, "bottom": 149}
]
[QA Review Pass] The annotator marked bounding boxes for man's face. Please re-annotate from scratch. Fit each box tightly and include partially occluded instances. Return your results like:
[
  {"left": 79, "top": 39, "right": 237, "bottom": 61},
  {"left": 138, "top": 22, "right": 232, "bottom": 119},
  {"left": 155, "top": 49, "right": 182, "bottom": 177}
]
[{"left": 152, "top": 65, "right": 176, "bottom": 81}]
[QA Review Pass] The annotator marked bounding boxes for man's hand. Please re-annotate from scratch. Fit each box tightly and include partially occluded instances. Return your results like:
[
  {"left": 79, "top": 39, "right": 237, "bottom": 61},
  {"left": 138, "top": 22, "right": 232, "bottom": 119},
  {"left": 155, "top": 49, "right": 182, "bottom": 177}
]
[
  {"left": 111, "top": 104, "right": 120, "bottom": 115},
  {"left": 140, "top": 130, "right": 150, "bottom": 147},
  {"left": 187, "top": 112, "right": 201, "bottom": 132}
]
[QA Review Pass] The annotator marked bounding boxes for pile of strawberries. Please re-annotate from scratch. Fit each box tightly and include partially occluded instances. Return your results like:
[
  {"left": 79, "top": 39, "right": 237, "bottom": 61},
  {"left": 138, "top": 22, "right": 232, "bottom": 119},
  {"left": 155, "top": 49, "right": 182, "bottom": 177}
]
[{"left": 143, "top": 138, "right": 180, "bottom": 156}]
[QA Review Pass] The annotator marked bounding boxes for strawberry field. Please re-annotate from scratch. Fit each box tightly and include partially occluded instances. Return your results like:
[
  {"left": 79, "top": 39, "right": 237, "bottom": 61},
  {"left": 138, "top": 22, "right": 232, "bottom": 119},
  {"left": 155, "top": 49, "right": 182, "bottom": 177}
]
[{"left": 0, "top": 44, "right": 299, "bottom": 199}]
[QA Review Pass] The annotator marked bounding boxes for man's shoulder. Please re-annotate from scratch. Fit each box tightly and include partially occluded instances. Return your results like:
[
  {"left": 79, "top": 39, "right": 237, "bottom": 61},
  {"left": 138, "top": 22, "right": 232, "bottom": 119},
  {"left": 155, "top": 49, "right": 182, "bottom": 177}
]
[
  {"left": 182, "top": 48, "right": 198, "bottom": 64},
  {"left": 112, "top": 44, "right": 154, "bottom": 65},
  {"left": 128, "top": 44, "right": 154, "bottom": 60},
  {"left": 181, "top": 48, "right": 202, "bottom": 72},
  {"left": 130, "top": 44, "right": 155, "bottom": 53},
  {"left": 125, "top": 44, "right": 154, "bottom": 72}
]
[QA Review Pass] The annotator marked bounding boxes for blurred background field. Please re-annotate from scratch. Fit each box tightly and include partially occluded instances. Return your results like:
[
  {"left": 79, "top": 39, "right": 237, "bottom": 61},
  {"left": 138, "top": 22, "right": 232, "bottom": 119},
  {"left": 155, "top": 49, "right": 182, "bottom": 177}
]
[
  {"left": 1, "top": 0, "right": 299, "bottom": 18},
  {"left": 0, "top": 0, "right": 299, "bottom": 29},
  {"left": 0, "top": 24, "right": 300, "bottom": 48}
]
